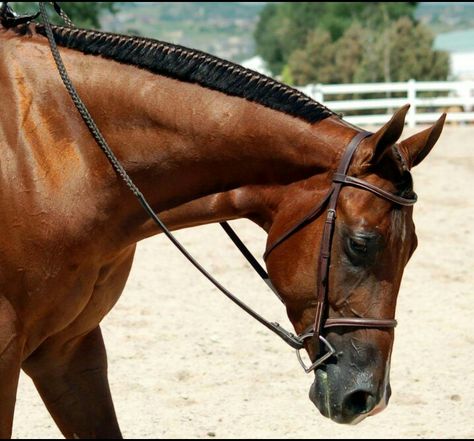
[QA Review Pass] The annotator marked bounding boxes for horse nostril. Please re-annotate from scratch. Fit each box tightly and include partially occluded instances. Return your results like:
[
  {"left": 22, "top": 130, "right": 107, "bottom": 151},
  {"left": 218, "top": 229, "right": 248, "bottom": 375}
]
[{"left": 343, "top": 390, "right": 376, "bottom": 416}]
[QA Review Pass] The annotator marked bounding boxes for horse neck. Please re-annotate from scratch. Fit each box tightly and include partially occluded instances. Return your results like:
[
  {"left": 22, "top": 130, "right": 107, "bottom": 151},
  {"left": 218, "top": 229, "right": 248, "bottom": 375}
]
[{"left": 2, "top": 29, "right": 356, "bottom": 248}]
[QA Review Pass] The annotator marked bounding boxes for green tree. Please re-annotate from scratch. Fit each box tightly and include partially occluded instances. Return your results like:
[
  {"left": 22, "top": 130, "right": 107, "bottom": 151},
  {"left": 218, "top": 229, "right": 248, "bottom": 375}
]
[
  {"left": 11, "top": 2, "right": 117, "bottom": 29},
  {"left": 254, "top": 3, "right": 286, "bottom": 74},
  {"left": 288, "top": 29, "right": 336, "bottom": 85},
  {"left": 284, "top": 17, "right": 449, "bottom": 86},
  {"left": 255, "top": 2, "right": 419, "bottom": 77},
  {"left": 333, "top": 22, "right": 369, "bottom": 84},
  {"left": 384, "top": 17, "right": 450, "bottom": 82}
]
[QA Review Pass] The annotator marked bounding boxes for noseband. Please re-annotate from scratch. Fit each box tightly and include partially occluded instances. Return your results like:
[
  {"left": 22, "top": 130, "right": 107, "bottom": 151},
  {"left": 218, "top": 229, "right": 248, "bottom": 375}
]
[
  {"left": 38, "top": 2, "right": 417, "bottom": 375},
  {"left": 263, "top": 131, "right": 417, "bottom": 372}
]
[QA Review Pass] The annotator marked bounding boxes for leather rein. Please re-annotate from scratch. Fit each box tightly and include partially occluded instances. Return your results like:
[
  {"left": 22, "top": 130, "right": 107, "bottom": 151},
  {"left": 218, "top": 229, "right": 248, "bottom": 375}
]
[{"left": 17, "top": 2, "right": 417, "bottom": 374}]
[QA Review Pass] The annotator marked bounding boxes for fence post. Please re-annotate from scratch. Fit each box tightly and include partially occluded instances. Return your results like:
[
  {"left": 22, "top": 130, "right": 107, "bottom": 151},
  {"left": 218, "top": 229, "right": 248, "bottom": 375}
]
[
  {"left": 407, "top": 79, "right": 416, "bottom": 128},
  {"left": 460, "top": 81, "right": 473, "bottom": 112},
  {"left": 314, "top": 83, "right": 324, "bottom": 103}
]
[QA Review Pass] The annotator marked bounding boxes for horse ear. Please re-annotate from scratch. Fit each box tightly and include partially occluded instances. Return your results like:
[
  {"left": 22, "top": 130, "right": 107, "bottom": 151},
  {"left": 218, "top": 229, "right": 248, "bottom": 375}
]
[
  {"left": 359, "top": 104, "right": 410, "bottom": 167},
  {"left": 398, "top": 113, "right": 446, "bottom": 168}
]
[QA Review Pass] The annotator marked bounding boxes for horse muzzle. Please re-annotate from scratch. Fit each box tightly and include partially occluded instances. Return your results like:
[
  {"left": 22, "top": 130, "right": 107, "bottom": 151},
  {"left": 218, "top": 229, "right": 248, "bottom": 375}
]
[{"left": 309, "top": 362, "right": 391, "bottom": 424}]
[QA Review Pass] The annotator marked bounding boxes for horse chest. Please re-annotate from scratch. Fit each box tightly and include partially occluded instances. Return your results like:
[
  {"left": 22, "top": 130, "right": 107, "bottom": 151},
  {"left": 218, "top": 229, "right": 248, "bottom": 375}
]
[{"left": 3, "top": 244, "right": 136, "bottom": 356}]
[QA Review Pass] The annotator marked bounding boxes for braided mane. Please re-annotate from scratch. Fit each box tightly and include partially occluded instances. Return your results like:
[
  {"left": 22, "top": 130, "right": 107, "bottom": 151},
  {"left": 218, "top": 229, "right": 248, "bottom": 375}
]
[{"left": 31, "top": 23, "right": 335, "bottom": 124}]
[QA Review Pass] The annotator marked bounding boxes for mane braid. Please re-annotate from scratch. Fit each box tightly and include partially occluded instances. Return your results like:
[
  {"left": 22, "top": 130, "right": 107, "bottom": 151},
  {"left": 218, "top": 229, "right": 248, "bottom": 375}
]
[{"left": 33, "top": 24, "right": 335, "bottom": 124}]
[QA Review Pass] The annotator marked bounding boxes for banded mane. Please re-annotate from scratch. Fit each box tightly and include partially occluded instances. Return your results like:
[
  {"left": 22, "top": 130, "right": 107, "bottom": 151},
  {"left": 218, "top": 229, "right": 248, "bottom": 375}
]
[{"left": 28, "top": 24, "right": 335, "bottom": 124}]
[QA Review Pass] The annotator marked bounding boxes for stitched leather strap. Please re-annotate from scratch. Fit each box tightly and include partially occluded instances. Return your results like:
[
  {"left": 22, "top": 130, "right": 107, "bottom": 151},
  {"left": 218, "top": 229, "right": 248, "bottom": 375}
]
[
  {"left": 325, "top": 318, "right": 397, "bottom": 329},
  {"left": 311, "top": 131, "right": 373, "bottom": 353},
  {"left": 333, "top": 174, "right": 417, "bottom": 206},
  {"left": 263, "top": 188, "right": 334, "bottom": 261},
  {"left": 33, "top": 1, "right": 409, "bottom": 373},
  {"left": 38, "top": 1, "right": 306, "bottom": 351}
]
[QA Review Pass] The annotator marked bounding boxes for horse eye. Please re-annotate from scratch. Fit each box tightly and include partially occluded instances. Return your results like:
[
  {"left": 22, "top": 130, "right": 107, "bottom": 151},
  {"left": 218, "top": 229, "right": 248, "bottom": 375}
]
[
  {"left": 349, "top": 237, "right": 368, "bottom": 255},
  {"left": 344, "top": 232, "right": 382, "bottom": 267}
]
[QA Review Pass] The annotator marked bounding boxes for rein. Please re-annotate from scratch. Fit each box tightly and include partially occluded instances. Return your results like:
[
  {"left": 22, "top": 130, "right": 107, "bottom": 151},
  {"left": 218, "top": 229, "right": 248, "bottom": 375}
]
[
  {"left": 19, "top": 2, "right": 417, "bottom": 373},
  {"left": 35, "top": 2, "right": 304, "bottom": 351}
]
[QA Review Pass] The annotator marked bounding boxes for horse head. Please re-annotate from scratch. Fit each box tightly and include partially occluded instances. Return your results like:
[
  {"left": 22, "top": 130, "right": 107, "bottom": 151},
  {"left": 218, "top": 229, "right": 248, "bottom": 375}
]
[{"left": 264, "top": 106, "right": 446, "bottom": 424}]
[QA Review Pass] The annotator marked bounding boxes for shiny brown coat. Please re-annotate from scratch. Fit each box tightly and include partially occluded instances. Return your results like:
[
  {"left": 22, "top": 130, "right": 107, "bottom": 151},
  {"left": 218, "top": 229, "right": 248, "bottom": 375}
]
[{"left": 0, "top": 23, "right": 445, "bottom": 437}]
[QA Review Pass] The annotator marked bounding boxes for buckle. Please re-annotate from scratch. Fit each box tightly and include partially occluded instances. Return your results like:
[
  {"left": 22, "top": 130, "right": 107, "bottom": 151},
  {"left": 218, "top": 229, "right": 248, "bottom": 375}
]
[
  {"left": 296, "top": 335, "right": 336, "bottom": 373},
  {"left": 0, "top": 4, "right": 39, "bottom": 28},
  {"left": 326, "top": 208, "right": 336, "bottom": 221}
]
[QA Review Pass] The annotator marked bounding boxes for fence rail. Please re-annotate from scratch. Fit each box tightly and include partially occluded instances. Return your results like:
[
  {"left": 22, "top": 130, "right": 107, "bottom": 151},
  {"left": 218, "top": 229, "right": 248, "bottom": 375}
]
[{"left": 296, "top": 79, "right": 474, "bottom": 127}]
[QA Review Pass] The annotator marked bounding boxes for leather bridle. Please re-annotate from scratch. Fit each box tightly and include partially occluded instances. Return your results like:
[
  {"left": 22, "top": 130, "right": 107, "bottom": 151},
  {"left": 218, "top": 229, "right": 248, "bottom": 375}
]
[
  {"left": 23, "top": 2, "right": 418, "bottom": 375},
  {"left": 261, "top": 131, "right": 417, "bottom": 372}
]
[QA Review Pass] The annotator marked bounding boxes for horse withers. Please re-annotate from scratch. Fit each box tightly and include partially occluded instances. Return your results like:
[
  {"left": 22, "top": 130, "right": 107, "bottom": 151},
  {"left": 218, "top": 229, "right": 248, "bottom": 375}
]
[{"left": 0, "top": 10, "right": 445, "bottom": 438}]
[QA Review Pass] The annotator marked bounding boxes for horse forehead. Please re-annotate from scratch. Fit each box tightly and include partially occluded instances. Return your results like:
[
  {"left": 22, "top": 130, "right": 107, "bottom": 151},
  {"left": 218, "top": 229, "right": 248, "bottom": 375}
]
[{"left": 339, "top": 183, "right": 412, "bottom": 234}]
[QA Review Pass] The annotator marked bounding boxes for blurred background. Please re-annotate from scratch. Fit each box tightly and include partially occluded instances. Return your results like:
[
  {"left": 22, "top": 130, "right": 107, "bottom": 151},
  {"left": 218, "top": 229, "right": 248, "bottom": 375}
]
[{"left": 11, "top": 2, "right": 473, "bottom": 77}]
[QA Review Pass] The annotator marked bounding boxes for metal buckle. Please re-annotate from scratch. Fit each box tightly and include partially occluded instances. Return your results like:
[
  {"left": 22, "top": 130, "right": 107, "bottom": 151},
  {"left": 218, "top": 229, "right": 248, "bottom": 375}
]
[{"left": 296, "top": 335, "right": 336, "bottom": 374}]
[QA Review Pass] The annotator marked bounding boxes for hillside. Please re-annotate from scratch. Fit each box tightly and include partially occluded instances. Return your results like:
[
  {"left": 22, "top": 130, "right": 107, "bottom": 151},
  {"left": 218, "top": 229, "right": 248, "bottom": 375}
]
[
  {"left": 100, "top": 2, "right": 266, "bottom": 62},
  {"left": 415, "top": 2, "right": 474, "bottom": 34}
]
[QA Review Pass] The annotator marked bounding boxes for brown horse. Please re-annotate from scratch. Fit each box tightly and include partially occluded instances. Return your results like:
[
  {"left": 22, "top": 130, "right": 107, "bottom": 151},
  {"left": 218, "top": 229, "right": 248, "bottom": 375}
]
[{"left": 0, "top": 13, "right": 445, "bottom": 439}]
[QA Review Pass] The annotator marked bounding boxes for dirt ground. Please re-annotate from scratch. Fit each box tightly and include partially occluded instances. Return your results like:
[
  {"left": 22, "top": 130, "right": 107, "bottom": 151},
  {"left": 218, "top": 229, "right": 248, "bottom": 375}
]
[{"left": 12, "top": 124, "right": 474, "bottom": 439}]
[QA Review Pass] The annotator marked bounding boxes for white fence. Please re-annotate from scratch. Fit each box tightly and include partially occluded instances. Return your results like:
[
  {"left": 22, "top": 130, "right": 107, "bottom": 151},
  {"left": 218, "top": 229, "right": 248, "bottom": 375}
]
[{"left": 297, "top": 80, "right": 474, "bottom": 127}]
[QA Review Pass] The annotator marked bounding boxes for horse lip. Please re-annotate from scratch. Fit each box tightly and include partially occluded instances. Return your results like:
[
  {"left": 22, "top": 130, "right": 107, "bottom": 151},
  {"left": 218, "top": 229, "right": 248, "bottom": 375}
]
[{"left": 310, "top": 369, "right": 330, "bottom": 418}]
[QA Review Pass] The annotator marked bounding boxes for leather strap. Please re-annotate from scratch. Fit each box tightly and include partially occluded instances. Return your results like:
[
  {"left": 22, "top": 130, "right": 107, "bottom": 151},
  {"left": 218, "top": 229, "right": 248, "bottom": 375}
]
[
  {"left": 38, "top": 0, "right": 412, "bottom": 371},
  {"left": 325, "top": 318, "right": 397, "bottom": 329},
  {"left": 311, "top": 131, "right": 372, "bottom": 353},
  {"left": 38, "top": 1, "right": 306, "bottom": 351},
  {"left": 219, "top": 221, "right": 284, "bottom": 303},
  {"left": 263, "top": 188, "right": 334, "bottom": 261},
  {"left": 333, "top": 174, "right": 417, "bottom": 206},
  {"left": 224, "top": 129, "right": 406, "bottom": 367},
  {"left": 264, "top": 131, "right": 372, "bottom": 261}
]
